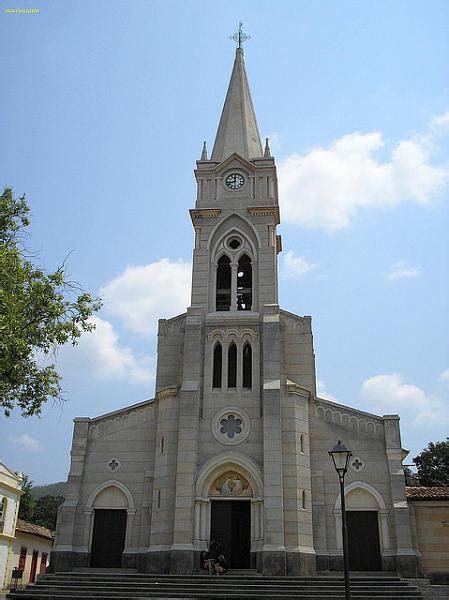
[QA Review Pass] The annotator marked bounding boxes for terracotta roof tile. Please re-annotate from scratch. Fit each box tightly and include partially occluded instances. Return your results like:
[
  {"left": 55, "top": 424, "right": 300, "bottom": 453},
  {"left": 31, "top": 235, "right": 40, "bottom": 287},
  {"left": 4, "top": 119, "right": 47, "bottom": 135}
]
[
  {"left": 405, "top": 487, "right": 449, "bottom": 500},
  {"left": 15, "top": 519, "right": 54, "bottom": 540}
]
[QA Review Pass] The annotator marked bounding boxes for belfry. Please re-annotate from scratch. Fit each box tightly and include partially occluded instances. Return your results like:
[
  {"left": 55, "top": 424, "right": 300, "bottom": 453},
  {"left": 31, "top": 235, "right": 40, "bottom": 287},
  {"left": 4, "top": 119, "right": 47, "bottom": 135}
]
[{"left": 52, "top": 36, "right": 420, "bottom": 578}]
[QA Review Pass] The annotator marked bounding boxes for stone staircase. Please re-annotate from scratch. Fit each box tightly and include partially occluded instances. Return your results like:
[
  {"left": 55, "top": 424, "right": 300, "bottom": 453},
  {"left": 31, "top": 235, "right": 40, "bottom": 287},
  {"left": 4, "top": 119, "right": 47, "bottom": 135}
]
[{"left": 6, "top": 570, "right": 425, "bottom": 599}]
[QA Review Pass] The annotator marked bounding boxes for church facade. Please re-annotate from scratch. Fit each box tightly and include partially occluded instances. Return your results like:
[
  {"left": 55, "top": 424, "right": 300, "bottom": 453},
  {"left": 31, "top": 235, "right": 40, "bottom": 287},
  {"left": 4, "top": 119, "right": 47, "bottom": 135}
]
[{"left": 52, "top": 46, "right": 420, "bottom": 578}]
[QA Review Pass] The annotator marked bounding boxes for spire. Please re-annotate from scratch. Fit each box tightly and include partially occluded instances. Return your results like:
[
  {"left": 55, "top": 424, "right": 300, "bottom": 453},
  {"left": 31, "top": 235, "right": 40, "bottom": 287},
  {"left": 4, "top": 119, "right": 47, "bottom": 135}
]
[
  {"left": 201, "top": 141, "right": 208, "bottom": 160},
  {"left": 264, "top": 137, "right": 271, "bottom": 157},
  {"left": 211, "top": 44, "right": 263, "bottom": 162}
]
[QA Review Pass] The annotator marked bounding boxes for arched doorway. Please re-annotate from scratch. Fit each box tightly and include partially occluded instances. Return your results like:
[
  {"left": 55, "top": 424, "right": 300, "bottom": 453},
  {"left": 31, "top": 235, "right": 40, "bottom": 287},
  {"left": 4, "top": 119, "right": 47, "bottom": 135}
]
[
  {"left": 194, "top": 453, "right": 264, "bottom": 570},
  {"left": 87, "top": 481, "right": 135, "bottom": 568},
  {"left": 334, "top": 482, "right": 390, "bottom": 571},
  {"left": 209, "top": 472, "right": 252, "bottom": 568}
]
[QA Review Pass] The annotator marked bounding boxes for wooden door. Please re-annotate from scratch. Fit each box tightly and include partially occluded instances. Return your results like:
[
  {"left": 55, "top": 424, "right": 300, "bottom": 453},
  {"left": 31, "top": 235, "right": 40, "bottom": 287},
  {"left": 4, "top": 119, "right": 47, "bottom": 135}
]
[
  {"left": 210, "top": 500, "right": 250, "bottom": 568},
  {"left": 347, "top": 510, "right": 381, "bottom": 571},
  {"left": 90, "top": 509, "right": 127, "bottom": 568},
  {"left": 29, "top": 550, "right": 38, "bottom": 583}
]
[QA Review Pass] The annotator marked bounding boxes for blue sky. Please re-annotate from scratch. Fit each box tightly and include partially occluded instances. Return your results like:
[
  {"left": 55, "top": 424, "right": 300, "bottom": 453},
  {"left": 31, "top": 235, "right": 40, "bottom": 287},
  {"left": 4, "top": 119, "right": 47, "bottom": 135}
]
[{"left": 1, "top": 0, "right": 448, "bottom": 484}]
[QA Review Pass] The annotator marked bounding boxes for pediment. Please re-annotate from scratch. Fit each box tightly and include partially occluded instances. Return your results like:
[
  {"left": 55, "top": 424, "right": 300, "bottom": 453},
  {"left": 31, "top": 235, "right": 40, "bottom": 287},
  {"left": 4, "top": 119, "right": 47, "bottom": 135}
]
[{"left": 215, "top": 153, "right": 256, "bottom": 176}]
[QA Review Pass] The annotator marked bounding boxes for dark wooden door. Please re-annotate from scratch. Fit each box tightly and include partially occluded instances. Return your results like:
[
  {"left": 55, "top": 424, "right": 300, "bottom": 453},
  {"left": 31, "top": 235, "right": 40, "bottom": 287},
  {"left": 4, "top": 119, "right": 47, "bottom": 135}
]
[
  {"left": 90, "top": 509, "right": 127, "bottom": 568},
  {"left": 29, "top": 550, "right": 38, "bottom": 583},
  {"left": 210, "top": 500, "right": 250, "bottom": 568},
  {"left": 347, "top": 511, "right": 381, "bottom": 571}
]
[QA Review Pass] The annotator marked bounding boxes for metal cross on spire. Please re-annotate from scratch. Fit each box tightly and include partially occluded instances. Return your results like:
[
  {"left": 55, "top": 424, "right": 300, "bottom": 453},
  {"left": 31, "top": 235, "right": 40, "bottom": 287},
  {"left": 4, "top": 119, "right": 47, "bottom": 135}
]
[{"left": 229, "top": 22, "right": 251, "bottom": 48}]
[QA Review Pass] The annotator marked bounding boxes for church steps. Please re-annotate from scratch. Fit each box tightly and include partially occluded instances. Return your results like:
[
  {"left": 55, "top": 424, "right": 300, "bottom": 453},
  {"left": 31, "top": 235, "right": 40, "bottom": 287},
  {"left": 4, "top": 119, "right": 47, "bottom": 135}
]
[{"left": 6, "top": 572, "right": 424, "bottom": 600}]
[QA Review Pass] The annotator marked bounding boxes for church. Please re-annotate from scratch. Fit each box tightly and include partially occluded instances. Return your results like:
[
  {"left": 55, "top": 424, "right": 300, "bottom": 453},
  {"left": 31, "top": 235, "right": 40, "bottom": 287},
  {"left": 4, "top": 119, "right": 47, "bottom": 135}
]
[{"left": 51, "top": 41, "right": 420, "bottom": 579}]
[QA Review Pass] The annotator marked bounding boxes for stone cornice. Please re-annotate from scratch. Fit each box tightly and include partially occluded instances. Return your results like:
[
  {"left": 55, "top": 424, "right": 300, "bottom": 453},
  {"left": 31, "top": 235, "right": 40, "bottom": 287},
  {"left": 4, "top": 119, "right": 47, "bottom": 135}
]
[
  {"left": 156, "top": 385, "right": 178, "bottom": 401},
  {"left": 247, "top": 206, "right": 280, "bottom": 224},
  {"left": 189, "top": 208, "right": 222, "bottom": 224}
]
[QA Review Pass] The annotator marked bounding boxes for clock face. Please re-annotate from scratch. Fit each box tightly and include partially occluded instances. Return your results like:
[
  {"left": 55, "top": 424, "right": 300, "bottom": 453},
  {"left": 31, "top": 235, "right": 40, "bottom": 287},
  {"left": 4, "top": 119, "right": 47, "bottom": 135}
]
[{"left": 225, "top": 173, "right": 245, "bottom": 190}]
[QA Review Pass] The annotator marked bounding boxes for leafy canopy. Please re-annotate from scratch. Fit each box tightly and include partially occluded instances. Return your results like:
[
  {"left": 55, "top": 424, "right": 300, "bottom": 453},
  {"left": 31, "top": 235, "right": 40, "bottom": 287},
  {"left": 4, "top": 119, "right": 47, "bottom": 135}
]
[
  {"left": 413, "top": 440, "right": 449, "bottom": 487},
  {"left": 0, "top": 188, "right": 101, "bottom": 417}
]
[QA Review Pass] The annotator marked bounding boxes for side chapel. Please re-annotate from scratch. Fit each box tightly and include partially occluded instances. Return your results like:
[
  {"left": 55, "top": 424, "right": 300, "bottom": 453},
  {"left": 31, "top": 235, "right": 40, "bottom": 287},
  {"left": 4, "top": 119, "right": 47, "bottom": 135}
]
[{"left": 52, "top": 41, "right": 420, "bottom": 578}]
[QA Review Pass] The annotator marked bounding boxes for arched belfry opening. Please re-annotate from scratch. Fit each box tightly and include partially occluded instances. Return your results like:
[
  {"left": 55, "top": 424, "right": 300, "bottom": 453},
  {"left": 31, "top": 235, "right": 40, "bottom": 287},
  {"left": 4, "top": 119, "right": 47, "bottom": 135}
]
[
  {"left": 216, "top": 255, "right": 231, "bottom": 311},
  {"left": 237, "top": 254, "right": 252, "bottom": 310},
  {"left": 242, "top": 343, "right": 252, "bottom": 389}
]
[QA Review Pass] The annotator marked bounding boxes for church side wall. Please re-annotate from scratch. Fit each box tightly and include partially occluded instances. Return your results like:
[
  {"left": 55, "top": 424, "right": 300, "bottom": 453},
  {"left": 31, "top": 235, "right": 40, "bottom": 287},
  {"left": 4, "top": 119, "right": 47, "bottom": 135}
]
[
  {"left": 51, "top": 403, "right": 157, "bottom": 572},
  {"left": 309, "top": 404, "right": 419, "bottom": 576}
]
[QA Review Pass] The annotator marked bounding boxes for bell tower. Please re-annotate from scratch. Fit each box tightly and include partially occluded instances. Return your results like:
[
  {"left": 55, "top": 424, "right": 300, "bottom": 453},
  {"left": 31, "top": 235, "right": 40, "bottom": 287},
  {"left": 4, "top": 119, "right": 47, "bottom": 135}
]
[
  {"left": 154, "top": 31, "right": 316, "bottom": 577},
  {"left": 190, "top": 46, "right": 281, "bottom": 315}
]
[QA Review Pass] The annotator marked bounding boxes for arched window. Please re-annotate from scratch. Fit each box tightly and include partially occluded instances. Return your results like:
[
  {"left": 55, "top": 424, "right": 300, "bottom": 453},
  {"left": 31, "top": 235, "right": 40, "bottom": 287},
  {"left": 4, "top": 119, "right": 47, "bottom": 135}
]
[
  {"left": 242, "top": 343, "right": 252, "bottom": 389},
  {"left": 212, "top": 343, "right": 222, "bottom": 388},
  {"left": 216, "top": 255, "right": 231, "bottom": 311},
  {"left": 237, "top": 254, "right": 252, "bottom": 310},
  {"left": 228, "top": 343, "right": 237, "bottom": 388}
]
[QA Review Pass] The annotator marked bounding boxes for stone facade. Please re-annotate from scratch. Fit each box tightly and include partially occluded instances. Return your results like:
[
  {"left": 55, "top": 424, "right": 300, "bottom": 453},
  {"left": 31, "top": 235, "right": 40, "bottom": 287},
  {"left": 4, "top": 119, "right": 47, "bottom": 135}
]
[{"left": 51, "top": 46, "right": 421, "bottom": 577}]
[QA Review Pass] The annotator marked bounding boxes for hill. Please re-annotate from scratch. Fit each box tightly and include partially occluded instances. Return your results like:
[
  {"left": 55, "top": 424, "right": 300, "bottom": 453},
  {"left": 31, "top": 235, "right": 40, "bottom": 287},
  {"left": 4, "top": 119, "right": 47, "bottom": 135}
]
[{"left": 31, "top": 481, "right": 66, "bottom": 498}]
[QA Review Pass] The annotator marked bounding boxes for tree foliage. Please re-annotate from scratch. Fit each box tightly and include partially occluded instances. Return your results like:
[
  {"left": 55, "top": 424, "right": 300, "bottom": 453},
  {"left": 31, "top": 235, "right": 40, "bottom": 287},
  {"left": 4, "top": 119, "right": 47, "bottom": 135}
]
[
  {"left": 0, "top": 188, "right": 101, "bottom": 416},
  {"left": 32, "top": 494, "right": 65, "bottom": 530},
  {"left": 413, "top": 440, "right": 449, "bottom": 487},
  {"left": 18, "top": 474, "right": 35, "bottom": 521}
]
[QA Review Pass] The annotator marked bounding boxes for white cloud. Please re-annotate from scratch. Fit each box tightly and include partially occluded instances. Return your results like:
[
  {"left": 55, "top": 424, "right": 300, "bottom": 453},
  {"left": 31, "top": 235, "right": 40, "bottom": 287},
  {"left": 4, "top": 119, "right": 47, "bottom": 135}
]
[
  {"left": 279, "top": 114, "right": 448, "bottom": 232},
  {"left": 10, "top": 434, "right": 42, "bottom": 452},
  {"left": 60, "top": 316, "right": 153, "bottom": 385},
  {"left": 317, "top": 380, "right": 338, "bottom": 403},
  {"left": 361, "top": 374, "right": 449, "bottom": 427},
  {"left": 430, "top": 111, "right": 449, "bottom": 133},
  {"left": 100, "top": 259, "right": 191, "bottom": 336},
  {"left": 282, "top": 250, "right": 316, "bottom": 279},
  {"left": 440, "top": 369, "right": 449, "bottom": 382},
  {"left": 387, "top": 262, "right": 421, "bottom": 281}
]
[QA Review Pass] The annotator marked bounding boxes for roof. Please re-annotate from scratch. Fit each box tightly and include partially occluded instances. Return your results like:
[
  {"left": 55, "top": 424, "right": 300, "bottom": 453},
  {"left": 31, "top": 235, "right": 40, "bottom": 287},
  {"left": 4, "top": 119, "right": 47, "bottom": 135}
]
[
  {"left": 405, "top": 487, "right": 449, "bottom": 501},
  {"left": 211, "top": 48, "right": 263, "bottom": 162},
  {"left": 15, "top": 519, "right": 54, "bottom": 540}
]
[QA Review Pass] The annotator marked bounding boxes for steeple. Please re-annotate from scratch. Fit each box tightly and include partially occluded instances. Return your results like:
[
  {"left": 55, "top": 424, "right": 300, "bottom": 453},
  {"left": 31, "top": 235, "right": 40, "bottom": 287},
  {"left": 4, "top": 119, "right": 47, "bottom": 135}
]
[{"left": 211, "top": 46, "right": 263, "bottom": 162}]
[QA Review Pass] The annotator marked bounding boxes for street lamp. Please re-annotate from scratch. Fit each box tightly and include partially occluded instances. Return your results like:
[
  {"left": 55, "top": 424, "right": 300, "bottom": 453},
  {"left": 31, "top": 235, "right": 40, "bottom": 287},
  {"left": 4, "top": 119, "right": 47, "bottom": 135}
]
[{"left": 329, "top": 441, "right": 352, "bottom": 600}]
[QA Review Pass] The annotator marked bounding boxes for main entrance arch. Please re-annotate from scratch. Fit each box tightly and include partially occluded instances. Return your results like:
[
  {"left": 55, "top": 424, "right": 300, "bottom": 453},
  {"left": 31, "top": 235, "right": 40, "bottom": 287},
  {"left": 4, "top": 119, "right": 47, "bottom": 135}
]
[{"left": 194, "top": 453, "right": 263, "bottom": 568}]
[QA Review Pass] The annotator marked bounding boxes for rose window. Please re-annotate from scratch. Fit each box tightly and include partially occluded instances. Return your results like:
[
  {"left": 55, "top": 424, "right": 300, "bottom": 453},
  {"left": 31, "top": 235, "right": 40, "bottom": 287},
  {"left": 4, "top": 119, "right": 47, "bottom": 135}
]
[
  {"left": 220, "top": 415, "right": 242, "bottom": 439},
  {"left": 212, "top": 407, "right": 250, "bottom": 446}
]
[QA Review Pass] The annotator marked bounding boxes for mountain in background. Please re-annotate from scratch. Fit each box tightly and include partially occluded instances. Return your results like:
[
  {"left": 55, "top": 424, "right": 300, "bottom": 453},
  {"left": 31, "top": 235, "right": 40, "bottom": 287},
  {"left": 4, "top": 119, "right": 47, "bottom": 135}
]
[{"left": 31, "top": 481, "right": 66, "bottom": 498}]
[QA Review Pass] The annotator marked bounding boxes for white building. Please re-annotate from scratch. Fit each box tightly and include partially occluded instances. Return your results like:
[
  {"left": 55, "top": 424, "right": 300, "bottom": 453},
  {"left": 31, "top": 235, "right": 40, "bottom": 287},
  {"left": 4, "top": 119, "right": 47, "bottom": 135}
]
[{"left": 52, "top": 45, "right": 420, "bottom": 578}]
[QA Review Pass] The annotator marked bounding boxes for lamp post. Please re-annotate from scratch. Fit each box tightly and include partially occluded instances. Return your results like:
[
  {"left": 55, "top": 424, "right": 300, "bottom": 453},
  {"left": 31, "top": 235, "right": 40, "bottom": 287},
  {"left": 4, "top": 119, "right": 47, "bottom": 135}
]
[{"left": 329, "top": 441, "right": 352, "bottom": 600}]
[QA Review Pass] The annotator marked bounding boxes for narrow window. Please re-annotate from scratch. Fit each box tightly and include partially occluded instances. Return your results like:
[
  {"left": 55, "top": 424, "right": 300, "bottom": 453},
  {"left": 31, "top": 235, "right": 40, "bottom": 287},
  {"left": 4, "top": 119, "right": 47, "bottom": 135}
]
[
  {"left": 300, "top": 434, "right": 304, "bottom": 454},
  {"left": 19, "top": 547, "right": 27, "bottom": 570},
  {"left": 228, "top": 343, "right": 237, "bottom": 388},
  {"left": 160, "top": 435, "right": 164, "bottom": 454},
  {"left": 216, "top": 255, "right": 231, "bottom": 311},
  {"left": 237, "top": 254, "right": 252, "bottom": 310},
  {"left": 0, "top": 498, "right": 5, "bottom": 532},
  {"left": 242, "top": 344, "right": 252, "bottom": 389},
  {"left": 157, "top": 490, "right": 161, "bottom": 509},
  {"left": 212, "top": 343, "right": 222, "bottom": 388},
  {"left": 302, "top": 490, "right": 306, "bottom": 510}
]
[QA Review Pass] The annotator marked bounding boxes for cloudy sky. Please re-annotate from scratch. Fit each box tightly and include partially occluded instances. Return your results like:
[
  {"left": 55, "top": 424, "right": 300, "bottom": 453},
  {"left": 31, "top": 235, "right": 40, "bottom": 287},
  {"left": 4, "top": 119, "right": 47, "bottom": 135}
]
[{"left": 1, "top": 0, "right": 448, "bottom": 484}]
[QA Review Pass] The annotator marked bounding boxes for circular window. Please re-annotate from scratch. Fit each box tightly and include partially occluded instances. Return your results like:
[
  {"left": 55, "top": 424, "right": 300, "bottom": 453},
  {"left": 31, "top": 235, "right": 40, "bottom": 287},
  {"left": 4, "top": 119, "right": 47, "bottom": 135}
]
[
  {"left": 212, "top": 407, "right": 250, "bottom": 446},
  {"left": 227, "top": 236, "right": 242, "bottom": 250}
]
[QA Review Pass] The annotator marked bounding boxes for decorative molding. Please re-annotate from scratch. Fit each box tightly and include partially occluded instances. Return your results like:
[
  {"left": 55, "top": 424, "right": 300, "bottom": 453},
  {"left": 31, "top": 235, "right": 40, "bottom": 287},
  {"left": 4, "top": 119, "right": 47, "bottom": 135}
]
[
  {"left": 279, "top": 312, "right": 311, "bottom": 333},
  {"left": 89, "top": 405, "right": 155, "bottom": 440},
  {"left": 207, "top": 327, "right": 257, "bottom": 342},
  {"left": 156, "top": 385, "right": 178, "bottom": 401},
  {"left": 190, "top": 208, "right": 222, "bottom": 221},
  {"left": 276, "top": 235, "right": 282, "bottom": 254},
  {"left": 314, "top": 402, "right": 384, "bottom": 438},
  {"left": 247, "top": 206, "right": 280, "bottom": 224},
  {"left": 349, "top": 456, "right": 366, "bottom": 473}
]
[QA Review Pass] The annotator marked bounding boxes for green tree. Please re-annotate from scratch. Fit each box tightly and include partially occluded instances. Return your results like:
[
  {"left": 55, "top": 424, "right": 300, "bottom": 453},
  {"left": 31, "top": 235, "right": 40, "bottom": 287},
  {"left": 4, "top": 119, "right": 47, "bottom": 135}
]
[
  {"left": 32, "top": 494, "right": 64, "bottom": 530},
  {"left": 403, "top": 466, "right": 419, "bottom": 486},
  {"left": 18, "top": 475, "right": 36, "bottom": 521},
  {"left": 413, "top": 440, "right": 449, "bottom": 487},
  {"left": 0, "top": 188, "right": 101, "bottom": 416}
]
